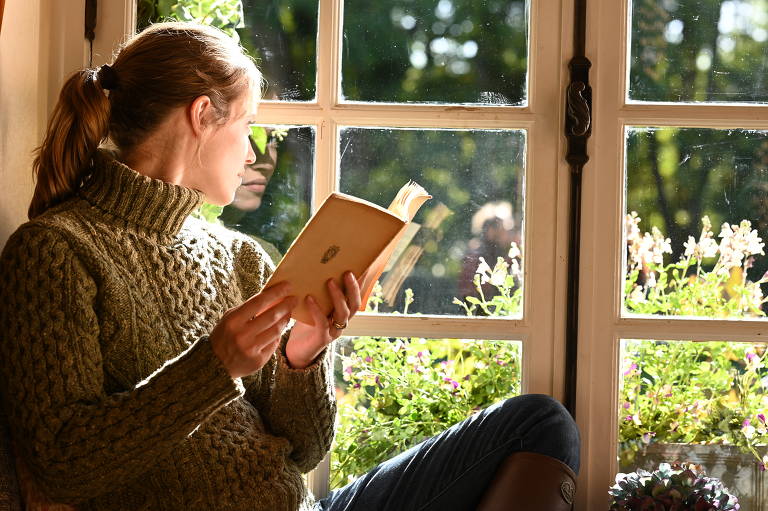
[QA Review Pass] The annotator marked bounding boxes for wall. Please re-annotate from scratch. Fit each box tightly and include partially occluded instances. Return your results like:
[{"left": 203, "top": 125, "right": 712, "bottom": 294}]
[
  {"left": 0, "top": 0, "right": 42, "bottom": 246},
  {"left": 0, "top": 0, "right": 115, "bottom": 247}
]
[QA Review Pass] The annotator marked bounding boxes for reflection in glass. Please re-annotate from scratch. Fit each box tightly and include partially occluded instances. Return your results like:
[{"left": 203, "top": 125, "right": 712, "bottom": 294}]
[
  {"left": 219, "top": 126, "right": 314, "bottom": 262},
  {"left": 629, "top": 0, "right": 768, "bottom": 103},
  {"left": 238, "top": 0, "right": 318, "bottom": 101},
  {"left": 339, "top": 128, "right": 526, "bottom": 316},
  {"left": 137, "top": 0, "right": 319, "bottom": 101},
  {"left": 624, "top": 127, "right": 768, "bottom": 319},
  {"left": 618, "top": 339, "right": 766, "bottom": 509},
  {"left": 342, "top": 0, "right": 528, "bottom": 105},
  {"left": 332, "top": 337, "right": 521, "bottom": 488}
]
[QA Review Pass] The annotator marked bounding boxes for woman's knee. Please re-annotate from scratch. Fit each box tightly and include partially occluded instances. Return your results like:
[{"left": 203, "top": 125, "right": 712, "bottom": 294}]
[{"left": 497, "top": 394, "right": 580, "bottom": 473}]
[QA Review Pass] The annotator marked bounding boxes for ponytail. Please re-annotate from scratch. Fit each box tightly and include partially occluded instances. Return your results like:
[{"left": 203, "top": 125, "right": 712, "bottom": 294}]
[
  {"left": 28, "top": 22, "right": 261, "bottom": 219},
  {"left": 28, "top": 69, "right": 110, "bottom": 219}
]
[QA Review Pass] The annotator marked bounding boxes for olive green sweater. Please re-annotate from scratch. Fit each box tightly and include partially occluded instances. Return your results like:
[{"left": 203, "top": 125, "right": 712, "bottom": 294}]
[{"left": 0, "top": 153, "right": 336, "bottom": 510}]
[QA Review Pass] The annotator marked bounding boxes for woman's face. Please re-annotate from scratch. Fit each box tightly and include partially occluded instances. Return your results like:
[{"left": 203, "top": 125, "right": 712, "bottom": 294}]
[
  {"left": 194, "top": 92, "right": 258, "bottom": 206},
  {"left": 231, "top": 131, "right": 278, "bottom": 212}
]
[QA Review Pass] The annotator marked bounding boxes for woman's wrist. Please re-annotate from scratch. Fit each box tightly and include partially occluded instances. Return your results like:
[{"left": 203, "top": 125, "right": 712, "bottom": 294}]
[{"left": 284, "top": 337, "right": 322, "bottom": 369}]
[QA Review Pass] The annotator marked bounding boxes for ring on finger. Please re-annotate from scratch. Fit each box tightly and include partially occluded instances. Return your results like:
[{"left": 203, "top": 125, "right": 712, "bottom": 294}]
[{"left": 331, "top": 319, "right": 347, "bottom": 330}]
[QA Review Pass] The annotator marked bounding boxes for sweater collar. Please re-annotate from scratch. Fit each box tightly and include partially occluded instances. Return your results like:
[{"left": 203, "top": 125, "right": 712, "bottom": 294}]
[{"left": 79, "top": 151, "right": 204, "bottom": 235}]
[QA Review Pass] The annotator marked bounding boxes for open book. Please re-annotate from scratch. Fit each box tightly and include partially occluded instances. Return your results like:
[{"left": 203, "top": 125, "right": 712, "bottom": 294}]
[{"left": 264, "top": 182, "right": 431, "bottom": 325}]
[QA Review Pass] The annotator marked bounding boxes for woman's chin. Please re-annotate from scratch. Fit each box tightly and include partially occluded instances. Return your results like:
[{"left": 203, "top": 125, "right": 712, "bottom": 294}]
[{"left": 231, "top": 194, "right": 263, "bottom": 212}]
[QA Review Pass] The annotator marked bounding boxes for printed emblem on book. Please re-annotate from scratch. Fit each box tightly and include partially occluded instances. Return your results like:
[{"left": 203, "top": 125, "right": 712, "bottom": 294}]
[{"left": 321, "top": 245, "right": 341, "bottom": 264}]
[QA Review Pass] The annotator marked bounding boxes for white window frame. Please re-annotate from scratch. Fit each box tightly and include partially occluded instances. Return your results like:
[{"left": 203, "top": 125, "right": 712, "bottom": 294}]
[
  {"left": 73, "top": 0, "right": 575, "bottom": 502},
  {"left": 578, "top": 0, "right": 768, "bottom": 509}
]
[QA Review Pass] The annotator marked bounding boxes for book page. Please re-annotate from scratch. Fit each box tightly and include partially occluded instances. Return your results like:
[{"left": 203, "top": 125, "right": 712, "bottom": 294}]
[{"left": 357, "top": 182, "right": 431, "bottom": 309}]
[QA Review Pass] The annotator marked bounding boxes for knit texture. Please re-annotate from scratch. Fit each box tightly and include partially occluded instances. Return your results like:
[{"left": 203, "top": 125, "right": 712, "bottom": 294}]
[{"left": 0, "top": 152, "right": 336, "bottom": 510}]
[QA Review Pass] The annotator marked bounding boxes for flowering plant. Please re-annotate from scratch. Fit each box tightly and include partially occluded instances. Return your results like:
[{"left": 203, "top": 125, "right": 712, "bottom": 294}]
[
  {"left": 331, "top": 247, "right": 523, "bottom": 488},
  {"left": 624, "top": 212, "right": 768, "bottom": 317},
  {"left": 609, "top": 463, "right": 739, "bottom": 510},
  {"left": 620, "top": 213, "right": 768, "bottom": 471}
]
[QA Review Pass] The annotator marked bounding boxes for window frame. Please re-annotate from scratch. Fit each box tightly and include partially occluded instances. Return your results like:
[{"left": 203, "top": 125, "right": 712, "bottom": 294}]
[
  {"left": 97, "top": 0, "right": 573, "bottom": 501},
  {"left": 579, "top": 0, "right": 768, "bottom": 508}
]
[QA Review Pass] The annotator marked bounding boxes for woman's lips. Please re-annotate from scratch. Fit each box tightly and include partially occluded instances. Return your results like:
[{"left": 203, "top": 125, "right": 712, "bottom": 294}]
[{"left": 242, "top": 180, "right": 267, "bottom": 193}]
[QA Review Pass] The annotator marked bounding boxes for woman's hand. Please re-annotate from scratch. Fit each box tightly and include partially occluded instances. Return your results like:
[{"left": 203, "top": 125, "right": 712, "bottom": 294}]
[
  {"left": 285, "top": 272, "right": 362, "bottom": 369},
  {"left": 210, "top": 282, "right": 298, "bottom": 379}
]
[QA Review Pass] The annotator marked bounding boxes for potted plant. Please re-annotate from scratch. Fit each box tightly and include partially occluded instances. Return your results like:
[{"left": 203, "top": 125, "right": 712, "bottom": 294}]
[{"left": 609, "top": 463, "right": 739, "bottom": 510}]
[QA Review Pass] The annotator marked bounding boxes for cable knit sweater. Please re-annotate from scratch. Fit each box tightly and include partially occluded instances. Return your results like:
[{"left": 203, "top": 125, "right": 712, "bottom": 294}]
[{"left": 0, "top": 153, "right": 336, "bottom": 510}]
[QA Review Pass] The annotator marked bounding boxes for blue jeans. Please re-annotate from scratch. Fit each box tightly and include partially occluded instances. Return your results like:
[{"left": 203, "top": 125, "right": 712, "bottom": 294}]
[{"left": 315, "top": 394, "right": 580, "bottom": 511}]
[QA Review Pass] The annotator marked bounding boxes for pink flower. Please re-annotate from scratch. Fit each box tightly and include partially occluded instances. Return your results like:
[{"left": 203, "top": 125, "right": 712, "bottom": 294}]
[
  {"left": 623, "top": 363, "right": 638, "bottom": 376},
  {"left": 443, "top": 377, "right": 459, "bottom": 389}
]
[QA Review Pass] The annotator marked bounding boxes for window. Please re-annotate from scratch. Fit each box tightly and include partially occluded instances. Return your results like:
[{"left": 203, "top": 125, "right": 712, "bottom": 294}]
[{"left": 581, "top": 0, "right": 768, "bottom": 509}]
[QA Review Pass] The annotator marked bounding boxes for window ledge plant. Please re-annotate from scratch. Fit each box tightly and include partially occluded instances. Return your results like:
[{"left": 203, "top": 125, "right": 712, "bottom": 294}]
[{"left": 609, "top": 463, "right": 739, "bottom": 511}]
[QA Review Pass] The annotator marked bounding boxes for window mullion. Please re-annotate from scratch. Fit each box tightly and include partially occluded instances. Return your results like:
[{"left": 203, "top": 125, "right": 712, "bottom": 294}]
[{"left": 314, "top": 0, "right": 344, "bottom": 210}]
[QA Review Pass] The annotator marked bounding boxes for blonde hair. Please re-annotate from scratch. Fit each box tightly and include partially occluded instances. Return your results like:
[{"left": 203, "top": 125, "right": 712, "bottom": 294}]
[{"left": 29, "top": 22, "right": 262, "bottom": 219}]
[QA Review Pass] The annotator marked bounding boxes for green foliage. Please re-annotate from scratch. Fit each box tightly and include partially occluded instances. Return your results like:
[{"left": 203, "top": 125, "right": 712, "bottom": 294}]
[
  {"left": 191, "top": 202, "right": 224, "bottom": 224},
  {"left": 621, "top": 213, "right": 768, "bottom": 471},
  {"left": 609, "top": 463, "right": 739, "bottom": 510},
  {"left": 138, "top": 0, "right": 245, "bottom": 39},
  {"left": 331, "top": 247, "right": 523, "bottom": 488},
  {"left": 332, "top": 335, "right": 520, "bottom": 488}
]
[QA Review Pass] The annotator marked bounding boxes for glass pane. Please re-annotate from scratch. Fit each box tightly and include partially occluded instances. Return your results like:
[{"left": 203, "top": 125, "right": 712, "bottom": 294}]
[
  {"left": 342, "top": 0, "right": 529, "bottom": 105},
  {"left": 628, "top": 0, "right": 768, "bottom": 103},
  {"left": 332, "top": 337, "right": 521, "bottom": 488},
  {"left": 136, "top": 0, "right": 318, "bottom": 101},
  {"left": 623, "top": 127, "right": 768, "bottom": 320},
  {"left": 618, "top": 339, "right": 763, "bottom": 509},
  {"left": 339, "top": 128, "right": 526, "bottom": 317},
  {"left": 219, "top": 125, "right": 314, "bottom": 261},
  {"left": 239, "top": 0, "right": 318, "bottom": 101}
]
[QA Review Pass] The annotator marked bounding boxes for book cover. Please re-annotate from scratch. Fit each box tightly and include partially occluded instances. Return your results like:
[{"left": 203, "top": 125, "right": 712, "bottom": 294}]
[{"left": 263, "top": 183, "right": 430, "bottom": 325}]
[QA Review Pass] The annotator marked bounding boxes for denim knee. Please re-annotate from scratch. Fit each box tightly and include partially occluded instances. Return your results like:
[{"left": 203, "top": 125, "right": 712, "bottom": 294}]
[{"left": 497, "top": 394, "right": 580, "bottom": 473}]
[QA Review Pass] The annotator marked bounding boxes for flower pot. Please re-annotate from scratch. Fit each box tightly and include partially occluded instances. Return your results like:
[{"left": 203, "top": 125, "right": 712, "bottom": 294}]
[{"left": 619, "top": 442, "right": 765, "bottom": 511}]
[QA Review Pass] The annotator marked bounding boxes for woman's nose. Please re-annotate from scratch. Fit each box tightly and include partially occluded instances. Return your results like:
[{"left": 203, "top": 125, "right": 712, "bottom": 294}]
[{"left": 245, "top": 140, "right": 257, "bottom": 165}]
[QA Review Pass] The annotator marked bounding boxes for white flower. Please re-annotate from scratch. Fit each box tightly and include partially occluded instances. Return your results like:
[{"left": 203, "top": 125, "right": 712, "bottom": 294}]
[
  {"left": 508, "top": 241, "right": 521, "bottom": 260},
  {"left": 476, "top": 257, "right": 492, "bottom": 283},
  {"left": 489, "top": 258, "right": 508, "bottom": 287},
  {"left": 629, "top": 285, "right": 646, "bottom": 303},
  {"left": 684, "top": 236, "right": 697, "bottom": 258}
]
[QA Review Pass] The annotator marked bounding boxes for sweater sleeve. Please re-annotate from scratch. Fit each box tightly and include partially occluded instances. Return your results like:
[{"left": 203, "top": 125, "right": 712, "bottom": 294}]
[
  {"left": 259, "top": 338, "right": 336, "bottom": 473},
  {"left": 234, "top": 236, "right": 337, "bottom": 472},
  {"left": 0, "top": 226, "right": 243, "bottom": 504}
]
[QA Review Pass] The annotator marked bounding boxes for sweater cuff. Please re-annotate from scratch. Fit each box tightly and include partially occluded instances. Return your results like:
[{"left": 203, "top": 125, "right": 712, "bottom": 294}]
[
  {"left": 276, "top": 344, "right": 330, "bottom": 380},
  {"left": 155, "top": 336, "right": 245, "bottom": 415}
]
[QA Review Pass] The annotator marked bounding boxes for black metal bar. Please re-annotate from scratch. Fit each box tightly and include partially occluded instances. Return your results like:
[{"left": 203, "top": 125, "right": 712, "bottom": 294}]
[
  {"left": 563, "top": 1, "right": 592, "bottom": 418},
  {"left": 85, "top": 0, "right": 97, "bottom": 66}
]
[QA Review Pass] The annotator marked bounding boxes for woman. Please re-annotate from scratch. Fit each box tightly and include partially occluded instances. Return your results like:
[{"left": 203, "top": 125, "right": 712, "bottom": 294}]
[{"left": 0, "top": 22, "right": 579, "bottom": 510}]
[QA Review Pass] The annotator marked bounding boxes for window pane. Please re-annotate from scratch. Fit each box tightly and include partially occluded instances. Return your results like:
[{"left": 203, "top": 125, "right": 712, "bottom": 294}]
[
  {"left": 628, "top": 0, "right": 768, "bottom": 103},
  {"left": 219, "top": 126, "right": 314, "bottom": 261},
  {"left": 342, "top": 1, "right": 529, "bottom": 105},
  {"left": 339, "top": 128, "right": 525, "bottom": 317},
  {"left": 623, "top": 127, "right": 768, "bottom": 320},
  {"left": 136, "top": 0, "right": 318, "bottom": 101},
  {"left": 332, "top": 337, "right": 521, "bottom": 488},
  {"left": 239, "top": 0, "right": 318, "bottom": 101},
  {"left": 618, "top": 339, "right": 764, "bottom": 509}
]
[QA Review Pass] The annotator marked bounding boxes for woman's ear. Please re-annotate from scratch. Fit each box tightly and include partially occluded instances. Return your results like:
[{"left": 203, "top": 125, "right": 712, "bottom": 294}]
[{"left": 188, "top": 95, "right": 212, "bottom": 138}]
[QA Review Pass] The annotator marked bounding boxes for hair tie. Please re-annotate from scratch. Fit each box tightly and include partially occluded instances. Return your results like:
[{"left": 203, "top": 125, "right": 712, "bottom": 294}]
[{"left": 97, "top": 64, "right": 119, "bottom": 91}]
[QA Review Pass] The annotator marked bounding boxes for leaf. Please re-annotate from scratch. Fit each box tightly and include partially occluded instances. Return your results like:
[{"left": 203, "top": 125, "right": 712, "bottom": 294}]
[{"left": 251, "top": 125, "right": 268, "bottom": 154}]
